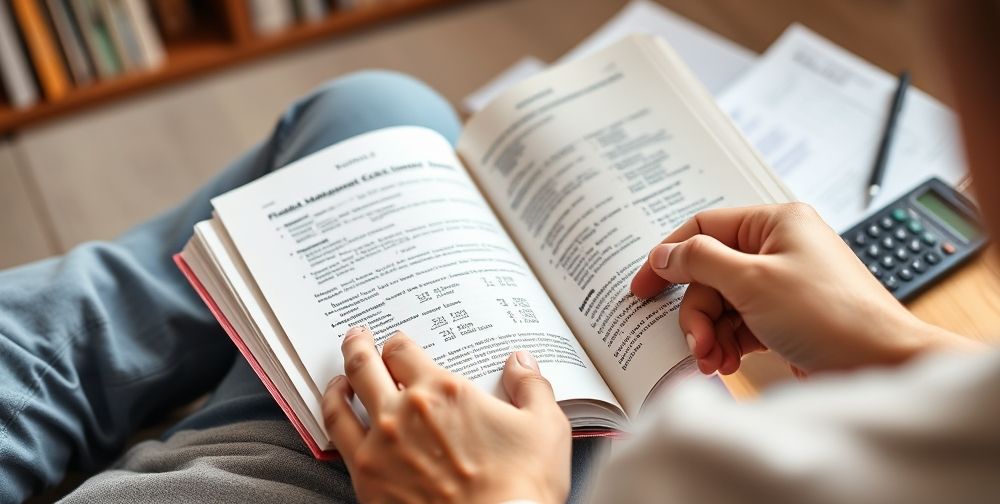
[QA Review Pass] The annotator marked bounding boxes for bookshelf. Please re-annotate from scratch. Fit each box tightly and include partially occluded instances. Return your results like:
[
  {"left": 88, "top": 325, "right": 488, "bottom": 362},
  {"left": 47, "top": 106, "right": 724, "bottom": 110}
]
[{"left": 0, "top": 0, "right": 468, "bottom": 134}]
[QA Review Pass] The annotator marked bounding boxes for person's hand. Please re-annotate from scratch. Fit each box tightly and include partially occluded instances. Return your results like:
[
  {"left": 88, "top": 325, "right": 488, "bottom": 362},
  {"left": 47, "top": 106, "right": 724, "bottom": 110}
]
[
  {"left": 631, "top": 203, "right": 975, "bottom": 376},
  {"left": 322, "top": 326, "right": 571, "bottom": 504}
]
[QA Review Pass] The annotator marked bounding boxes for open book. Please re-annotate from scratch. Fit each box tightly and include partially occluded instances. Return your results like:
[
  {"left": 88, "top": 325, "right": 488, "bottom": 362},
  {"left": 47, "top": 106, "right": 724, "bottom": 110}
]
[{"left": 175, "top": 35, "right": 793, "bottom": 459}]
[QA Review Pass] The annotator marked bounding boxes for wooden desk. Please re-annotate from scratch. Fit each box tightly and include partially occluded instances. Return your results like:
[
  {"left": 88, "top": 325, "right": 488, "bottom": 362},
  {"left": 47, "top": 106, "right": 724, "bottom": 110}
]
[{"left": 649, "top": 0, "right": 1000, "bottom": 395}]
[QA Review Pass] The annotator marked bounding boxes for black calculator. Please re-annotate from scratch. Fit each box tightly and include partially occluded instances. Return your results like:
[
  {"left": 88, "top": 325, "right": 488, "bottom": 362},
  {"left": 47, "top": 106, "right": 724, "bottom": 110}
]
[{"left": 842, "top": 177, "right": 987, "bottom": 301}]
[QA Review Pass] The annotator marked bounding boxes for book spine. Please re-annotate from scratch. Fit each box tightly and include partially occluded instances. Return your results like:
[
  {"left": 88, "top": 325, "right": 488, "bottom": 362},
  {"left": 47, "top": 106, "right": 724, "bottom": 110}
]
[
  {"left": 0, "top": 0, "right": 39, "bottom": 108},
  {"left": 69, "top": 0, "right": 122, "bottom": 79},
  {"left": 12, "top": 0, "right": 73, "bottom": 101},
  {"left": 249, "top": 0, "right": 295, "bottom": 35},
  {"left": 149, "top": 0, "right": 193, "bottom": 42},
  {"left": 296, "top": 0, "right": 328, "bottom": 22},
  {"left": 46, "top": 0, "right": 96, "bottom": 86},
  {"left": 122, "top": 0, "right": 165, "bottom": 70},
  {"left": 98, "top": 0, "right": 138, "bottom": 72}
]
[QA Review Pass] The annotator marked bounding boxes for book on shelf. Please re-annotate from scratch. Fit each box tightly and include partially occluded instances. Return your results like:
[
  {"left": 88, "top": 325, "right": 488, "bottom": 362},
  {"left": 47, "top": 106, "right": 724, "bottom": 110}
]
[
  {"left": 46, "top": 0, "right": 96, "bottom": 86},
  {"left": 122, "top": 0, "right": 166, "bottom": 70},
  {"left": 70, "top": 0, "right": 124, "bottom": 78},
  {"left": 0, "top": 0, "right": 39, "bottom": 109},
  {"left": 296, "top": 0, "right": 330, "bottom": 23},
  {"left": 99, "top": 0, "right": 165, "bottom": 71},
  {"left": 100, "top": 0, "right": 141, "bottom": 72},
  {"left": 149, "top": 0, "right": 194, "bottom": 42},
  {"left": 175, "top": 35, "right": 793, "bottom": 459},
  {"left": 249, "top": 0, "right": 295, "bottom": 35},
  {"left": 12, "top": 0, "right": 72, "bottom": 101}
]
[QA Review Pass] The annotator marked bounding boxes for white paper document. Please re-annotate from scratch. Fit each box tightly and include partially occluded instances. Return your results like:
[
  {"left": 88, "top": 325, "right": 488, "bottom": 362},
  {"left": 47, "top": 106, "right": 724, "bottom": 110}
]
[
  {"left": 557, "top": 0, "right": 756, "bottom": 94},
  {"left": 718, "top": 24, "right": 967, "bottom": 231},
  {"left": 463, "top": 56, "right": 547, "bottom": 114},
  {"left": 462, "top": 0, "right": 757, "bottom": 113}
]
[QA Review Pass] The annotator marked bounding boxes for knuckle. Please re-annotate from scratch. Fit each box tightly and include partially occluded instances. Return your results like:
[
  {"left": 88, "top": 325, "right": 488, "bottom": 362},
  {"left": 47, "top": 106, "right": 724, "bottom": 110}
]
[
  {"left": 435, "top": 375, "right": 465, "bottom": 398},
  {"left": 518, "top": 374, "right": 553, "bottom": 392},
  {"left": 321, "top": 392, "right": 350, "bottom": 430},
  {"left": 405, "top": 388, "right": 433, "bottom": 412},
  {"left": 783, "top": 202, "right": 818, "bottom": 220},
  {"left": 353, "top": 448, "right": 378, "bottom": 475},
  {"left": 322, "top": 404, "right": 341, "bottom": 429},
  {"left": 344, "top": 351, "right": 373, "bottom": 376},
  {"left": 381, "top": 333, "right": 413, "bottom": 359},
  {"left": 375, "top": 415, "right": 399, "bottom": 442},
  {"left": 683, "top": 235, "right": 714, "bottom": 257}
]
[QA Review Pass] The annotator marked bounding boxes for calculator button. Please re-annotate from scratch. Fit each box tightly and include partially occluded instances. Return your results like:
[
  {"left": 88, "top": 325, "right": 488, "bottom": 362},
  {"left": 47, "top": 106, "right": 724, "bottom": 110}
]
[
  {"left": 925, "top": 251, "right": 941, "bottom": 264},
  {"left": 868, "top": 262, "right": 882, "bottom": 279},
  {"left": 898, "top": 268, "right": 914, "bottom": 281},
  {"left": 893, "top": 228, "right": 908, "bottom": 241},
  {"left": 894, "top": 248, "right": 909, "bottom": 261},
  {"left": 883, "top": 275, "right": 900, "bottom": 291},
  {"left": 941, "top": 242, "right": 957, "bottom": 255},
  {"left": 866, "top": 245, "right": 880, "bottom": 258},
  {"left": 907, "top": 239, "right": 922, "bottom": 253},
  {"left": 879, "top": 217, "right": 894, "bottom": 229},
  {"left": 910, "top": 259, "right": 926, "bottom": 273},
  {"left": 880, "top": 237, "right": 895, "bottom": 249},
  {"left": 880, "top": 256, "right": 896, "bottom": 269},
  {"left": 867, "top": 225, "right": 881, "bottom": 237},
  {"left": 891, "top": 208, "right": 908, "bottom": 222},
  {"left": 853, "top": 232, "right": 867, "bottom": 246},
  {"left": 907, "top": 220, "right": 924, "bottom": 234},
  {"left": 921, "top": 232, "right": 938, "bottom": 245}
]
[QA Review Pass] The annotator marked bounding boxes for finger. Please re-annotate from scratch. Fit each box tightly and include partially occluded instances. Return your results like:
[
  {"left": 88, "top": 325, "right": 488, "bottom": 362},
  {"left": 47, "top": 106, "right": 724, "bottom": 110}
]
[
  {"left": 382, "top": 331, "right": 440, "bottom": 387},
  {"left": 322, "top": 375, "right": 365, "bottom": 463},
  {"left": 502, "top": 351, "right": 558, "bottom": 412},
  {"left": 631, "top": 205, "right": 789, "bottom": 298},
  {"left": 697, "top": 342, "right": 724, "bottom": 375},
  {"left": 734, "top": 324, "right": 767, "bottom": 355},
  {"left": 632, "top": 235, "right": 755, "bottom": 300},
  {"left": 646, "top": 235, "right": 761, "bottom": 303},
  {"left": 341, "top": 326, "right": 397, "bottom": 413},
  {"left": 714, "top": 314, "right": 743, "bottom": 375},
  {"left": 630, "top": 262, "right": 669, "bottom": 299},
  {"left": 678, "top": 283, "right": 725, "bottom": 359}
]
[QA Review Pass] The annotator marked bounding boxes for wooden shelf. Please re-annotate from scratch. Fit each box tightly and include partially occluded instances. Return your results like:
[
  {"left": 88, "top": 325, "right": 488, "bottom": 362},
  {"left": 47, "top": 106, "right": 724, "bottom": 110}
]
[{"left": 0, "top": 0, "right": 467, "bottom": 134}]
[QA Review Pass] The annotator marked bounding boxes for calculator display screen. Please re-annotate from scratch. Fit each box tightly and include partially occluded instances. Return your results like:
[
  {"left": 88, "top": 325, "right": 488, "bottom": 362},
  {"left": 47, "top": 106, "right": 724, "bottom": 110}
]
[{"left": 915, "top": 190, "right": 981, "bottom": 241}]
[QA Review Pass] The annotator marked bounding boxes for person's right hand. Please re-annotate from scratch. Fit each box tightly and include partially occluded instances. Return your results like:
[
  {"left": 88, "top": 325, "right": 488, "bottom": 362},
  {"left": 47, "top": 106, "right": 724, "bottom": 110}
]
[{"left": 631, "top": 203, "right": 974, "bottom": 376}]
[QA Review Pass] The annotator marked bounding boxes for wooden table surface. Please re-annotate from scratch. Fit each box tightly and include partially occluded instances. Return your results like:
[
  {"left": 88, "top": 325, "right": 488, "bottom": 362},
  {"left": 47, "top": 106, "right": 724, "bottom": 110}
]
[{"left": 651, "top": 0, "right": 1000, "bottom": 394}]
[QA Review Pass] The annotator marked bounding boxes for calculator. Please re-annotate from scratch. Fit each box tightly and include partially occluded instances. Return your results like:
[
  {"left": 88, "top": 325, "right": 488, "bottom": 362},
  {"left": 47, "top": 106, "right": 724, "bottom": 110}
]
[{"left": 841, "top": 177, "right": 987, "bottom": 301}]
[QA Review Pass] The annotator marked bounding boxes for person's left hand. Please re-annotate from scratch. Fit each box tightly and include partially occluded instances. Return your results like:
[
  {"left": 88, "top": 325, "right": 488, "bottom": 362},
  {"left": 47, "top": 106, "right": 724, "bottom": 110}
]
[{"left": 322, "top": 326, "right": 572, "bottom": 504}]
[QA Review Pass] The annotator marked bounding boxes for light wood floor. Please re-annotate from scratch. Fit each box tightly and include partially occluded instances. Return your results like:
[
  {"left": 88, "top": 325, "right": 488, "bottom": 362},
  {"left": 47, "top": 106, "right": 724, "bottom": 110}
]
[{"left": 0, "top": 0, "right": 943, "bottom": 270}]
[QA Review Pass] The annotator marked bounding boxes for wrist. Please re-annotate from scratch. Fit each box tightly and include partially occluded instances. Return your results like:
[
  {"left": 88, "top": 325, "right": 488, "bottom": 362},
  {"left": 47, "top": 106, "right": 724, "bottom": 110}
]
[
  {"left": 478, "top": 479, "right": 563, "bottom": 504},
  {"left": 891, "top": 315, "right": 985, "bottom": 361}
]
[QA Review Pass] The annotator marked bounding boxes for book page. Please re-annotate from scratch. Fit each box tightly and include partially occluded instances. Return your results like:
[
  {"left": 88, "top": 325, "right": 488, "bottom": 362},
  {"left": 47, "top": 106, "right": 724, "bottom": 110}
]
[
  {"left": 211, "top": 127, "right": 620, "bottom": 417},
  {"left": 458, "top": 36, "right": 791, "bottom": 415}
]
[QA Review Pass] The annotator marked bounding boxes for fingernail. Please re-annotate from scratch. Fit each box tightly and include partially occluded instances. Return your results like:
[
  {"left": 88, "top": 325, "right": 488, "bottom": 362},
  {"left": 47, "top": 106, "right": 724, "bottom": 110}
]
[
  {"left": 650, "top": 244, "right": 675, "bottom": 269},
  {"left": 344, "top": 326, "right": 365, "bottom": 341},
  {"left": 685, "top": 332, "right": 697, "bottom": 355},
  {"left": 515, "top": 350, "right": 539, "bottom": 371},
  {"left": 326, "top": 375, "right": 343, "bottom": 390}
]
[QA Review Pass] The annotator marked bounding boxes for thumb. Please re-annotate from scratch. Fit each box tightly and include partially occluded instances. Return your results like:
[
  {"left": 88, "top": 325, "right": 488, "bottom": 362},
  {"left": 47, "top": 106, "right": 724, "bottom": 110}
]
[
  {"left": 648, "top": 235, "right": 758, "bottom": 297},
  {"left": 502, "top": 351, "right": 557, "bottom": 412}
]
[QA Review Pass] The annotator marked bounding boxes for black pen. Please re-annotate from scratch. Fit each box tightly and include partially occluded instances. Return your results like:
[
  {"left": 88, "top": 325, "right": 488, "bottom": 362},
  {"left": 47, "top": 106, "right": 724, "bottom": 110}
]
[{"left": 866, "top": 71, "right": 911, "bottom": 207}]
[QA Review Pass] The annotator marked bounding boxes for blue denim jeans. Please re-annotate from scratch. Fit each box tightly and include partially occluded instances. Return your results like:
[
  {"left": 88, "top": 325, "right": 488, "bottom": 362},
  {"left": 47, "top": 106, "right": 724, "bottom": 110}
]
[{"left": 0, "top": 71, "right": 601, "bottom": 503}]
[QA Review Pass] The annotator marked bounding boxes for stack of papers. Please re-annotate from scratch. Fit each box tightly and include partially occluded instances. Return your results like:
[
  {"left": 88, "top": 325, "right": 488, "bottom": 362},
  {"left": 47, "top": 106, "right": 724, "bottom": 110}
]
[
  {"left": 463, "top": 0, "right": 967, "bottom": 232},
  {"left": 717, "top": 25, "right": 965, "bottom": 231}
]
